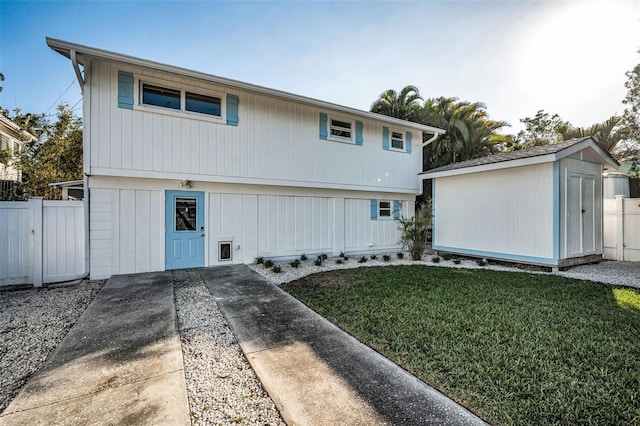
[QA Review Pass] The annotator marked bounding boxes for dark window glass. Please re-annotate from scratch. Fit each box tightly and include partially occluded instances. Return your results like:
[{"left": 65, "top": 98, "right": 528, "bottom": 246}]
[
  {"left": 175, "top": 197, "right": 197, "bottom": 231},
  {"left": 379, "top": 201, "right": 391, "bottom": 217},
  {"left": 330, "top": 119, "right": 352, "bottom": 138},
  {"left": 391, "top": 132, "right": 404, "bottom": 149},
  {"left": 186, "top": 92, "right": 222, "bottom": 116},
  {"left": 142, "top": 84, "right": 181, "bottom": 110}
]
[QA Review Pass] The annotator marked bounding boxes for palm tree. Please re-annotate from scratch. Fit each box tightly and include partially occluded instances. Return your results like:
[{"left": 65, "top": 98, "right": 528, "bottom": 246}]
[
  {"left": 0, "top": 72, "right": 4, "bottom": 93},
  {"left": 557, "top": 115, "right": 624, "bottom": 156},
  {"left": 370, "top": 85, "right": 423, "bottom": 122}
]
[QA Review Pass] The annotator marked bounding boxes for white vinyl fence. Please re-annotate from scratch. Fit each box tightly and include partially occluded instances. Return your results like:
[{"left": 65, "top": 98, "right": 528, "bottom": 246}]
[
  {"left": 0, "top": 198, "right": 86, "bottom": 286},
  {"left": 603, "top": 196, "right": 640, "bottom": 261}
]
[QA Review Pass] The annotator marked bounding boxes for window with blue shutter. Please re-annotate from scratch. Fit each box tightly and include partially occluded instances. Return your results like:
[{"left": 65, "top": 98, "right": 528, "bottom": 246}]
[
  {"left": 393, "top": 200, "right": 401, "bottom": 219},
  {"left": 226, "top": 94, "right": 239, "bottom": 126},
  {"left": 405, "top": 132, "right": 412, "bottom": 154},
  {"left": 382, "top": 126, "right": 390, "bottom": 150},
  {"left": 319, "top": 113, "right": 328, "bottom": 140},
  {"left": 117, "top": 71, "right": 134, "bottom": 110},
  {"left": 355, "top": 120, "right": 363, "bottom": 146},
  {"left": 370, "top": 199, "right": 378, "bottom": 220}
]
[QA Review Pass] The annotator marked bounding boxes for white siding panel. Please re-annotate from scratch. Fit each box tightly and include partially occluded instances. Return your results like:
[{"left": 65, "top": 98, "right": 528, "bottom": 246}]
[
  {"left": 0, "top": 203, "right": 31, "bottom": 283},
  {"left": 89, "top": 189, "right": 113, "bottom": 279},
  {"left": 344, "top": 198, "right": 402, "bottom": 251},
  {"left": 434, "top": 163, "right": 555, "bottom": 259},
  {"left": 42, "top": 201, "right": 85, "bottom": 283}
]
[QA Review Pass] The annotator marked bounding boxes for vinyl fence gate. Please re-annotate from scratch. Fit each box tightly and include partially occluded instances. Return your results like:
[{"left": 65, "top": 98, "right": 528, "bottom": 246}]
[{"left": 0, "top": 198, "right": 86, "bottom": 287}]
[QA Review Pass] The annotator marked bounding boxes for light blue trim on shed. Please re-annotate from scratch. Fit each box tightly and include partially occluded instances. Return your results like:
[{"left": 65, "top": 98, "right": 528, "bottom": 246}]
[
  {"left": 553, "top": 162, "right": 560, "bottom": 261},
  {"left": 319, "top": 113, "right": 328, "bottom": 140},
  {"left": 393, "top": 200, "right": 401, "bottom": 219},
  {"left": 117, "top": 71, "right": 134, "bottom": 110},
  {"left": 370, "top": 199, "right": 378, "bottom": 220},
  {"left": 355, "top": 120, "right": 363, "bottom": 146},
  {"left": 432, "top": 245, "right": 559, "bottom": 266},
  {"left": 382, "top": 126, "right": 390, "bottom": 150},
  {"left": 226, "top": 94, "right": 239, "bottom": 126},
  {"left": 431, "top": 180, "right": 436, "bottom": 246},
  {"left": 406, "top": 131, "right": 412, "bottom": 154}
]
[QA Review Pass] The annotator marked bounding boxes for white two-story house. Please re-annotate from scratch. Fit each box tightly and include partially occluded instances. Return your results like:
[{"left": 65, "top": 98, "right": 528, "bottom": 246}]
[
  {"left": 47, "top": 38, "right": 444, "bottom": 280},
  {"left": 0, "top": 115, "right": 37, "bottom": 199}
]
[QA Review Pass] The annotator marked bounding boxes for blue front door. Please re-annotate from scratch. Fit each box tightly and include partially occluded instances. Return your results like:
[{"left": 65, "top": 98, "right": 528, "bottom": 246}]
[{"left": 166, "top": 191, "right": 205, "bottom": 270}]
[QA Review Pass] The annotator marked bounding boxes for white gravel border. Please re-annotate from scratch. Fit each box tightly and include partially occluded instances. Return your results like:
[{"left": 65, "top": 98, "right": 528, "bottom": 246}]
[
  {"left": 173, "top": 269, "right": 285, "bottom": 426},
  {"left": 249, "top": 252, "right": 640, "bottom": 289}
]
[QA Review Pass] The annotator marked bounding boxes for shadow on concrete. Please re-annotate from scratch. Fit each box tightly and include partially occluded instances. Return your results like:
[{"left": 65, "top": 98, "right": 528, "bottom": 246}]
[
  {"left": 0, "top": 272, "right": 189, "bottom": 425},
  {"left": 201, "top": 265, "right": 487, "bottom": 426}
]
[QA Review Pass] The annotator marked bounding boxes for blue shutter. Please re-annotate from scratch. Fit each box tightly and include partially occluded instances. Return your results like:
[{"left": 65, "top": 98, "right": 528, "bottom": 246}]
[
  {"left": 117, "top": 71, "right": 133, "bottom": 110},
  {"left": 370, "top": 199, "right": 378, "bottom": 220},
  {"left": 406, "top": 131, "right": 412, "bottom": 154},
  {"left": 319, "top": 113, "right": 328, "bottom": 140},
  {"left": 393, "top": 200, "right": 401, "bottom": 219},
  {"left": 382, "top": 126, "right": 390, "bottom": 150},
  {"left": 355, "top": 120, "right": 363, "bottom": 146},
  {"left": 226, "top": 94, "right": 239, "bottom": 126}
]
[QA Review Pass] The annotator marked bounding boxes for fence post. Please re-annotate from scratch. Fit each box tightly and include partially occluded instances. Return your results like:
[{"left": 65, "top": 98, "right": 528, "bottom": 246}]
[
  {"left": 30, "top": 197, "right": 44, "bottom": 287},
  {"left": 615, "top": 195, "right": 625, "bottom": 261}
]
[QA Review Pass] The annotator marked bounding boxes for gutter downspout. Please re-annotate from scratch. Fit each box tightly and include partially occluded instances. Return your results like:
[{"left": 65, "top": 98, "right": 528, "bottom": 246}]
[
  {"left": 422, "top": 131, "right": 442, "bottom": 146},
  {"left": 70, "top": 49, "right": 85, "bottom": 93}
]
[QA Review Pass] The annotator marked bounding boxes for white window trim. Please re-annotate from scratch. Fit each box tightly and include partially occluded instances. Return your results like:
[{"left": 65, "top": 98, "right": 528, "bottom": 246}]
[
  {"left": 389, "top": 129, "right": 405, "bottom": 152},
  {"left": 134, "top": 76, "right": 226, "bottom": 124},
  {"left": 378, "top": 200, "right": 393, "bottom": 219},
  {"left": 328, "top": 115, "right": 355, "bottom": 144}
]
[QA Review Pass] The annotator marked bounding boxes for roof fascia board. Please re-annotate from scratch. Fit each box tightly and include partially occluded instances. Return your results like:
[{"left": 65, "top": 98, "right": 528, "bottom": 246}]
[
  {"left": 421, "top": 154, "right": 557, "bottom": 179},
  {"left": 553, "top": 138, "right": 619, "bottom": 169},
  {"left": 47, "top": 37, "right": 445, "bottom": 135}
]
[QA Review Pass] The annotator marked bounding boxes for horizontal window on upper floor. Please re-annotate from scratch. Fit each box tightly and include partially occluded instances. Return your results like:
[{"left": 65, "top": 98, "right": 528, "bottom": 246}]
[
  {"left": 319, "top": 113, "right": 363, "bottom": 146},
  {"left": 117, "top": 70, "right": 238, "bottom": 126},
  {"left": 329, "top": 117, "right": 354, "bottom": 142},
  {"left": 382, "top": 126, "right": 412, "bottom": 154}
]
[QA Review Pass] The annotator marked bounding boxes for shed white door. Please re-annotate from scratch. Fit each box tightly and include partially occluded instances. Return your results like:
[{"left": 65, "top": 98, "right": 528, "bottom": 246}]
[{"left": 566, "top": 174, "right": 598, "bottom": 257}]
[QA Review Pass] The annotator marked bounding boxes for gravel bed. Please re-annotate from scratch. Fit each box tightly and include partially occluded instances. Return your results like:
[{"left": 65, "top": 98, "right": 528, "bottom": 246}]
[
  {"left": 172, "top": 269, "right": 284, "bottom": 426},
  {"left": 0, "top": 280, "right": 104, "bottom": 413},
  {"left": 249, "top": 252, "right": 640, "bottom": 289}
]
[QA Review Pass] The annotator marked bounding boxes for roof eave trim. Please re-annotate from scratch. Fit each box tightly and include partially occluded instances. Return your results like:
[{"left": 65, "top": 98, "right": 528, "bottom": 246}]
[
  {"left": 420, "top": 153, "right": 558, "bottom": 179},
  {"left": 46, "top": 37, "right": 445, "bottom": 134}
]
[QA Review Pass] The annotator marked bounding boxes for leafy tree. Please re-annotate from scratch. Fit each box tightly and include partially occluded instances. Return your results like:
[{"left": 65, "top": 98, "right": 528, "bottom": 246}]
[
  {"left": 0, "top": 72, "right": 4, "bottom": 93},
  {"left": 514, "top": 110, "right": 568, "bottom": 148},
  {"left": 622, "top": 63, "right": 640, "bottom": 145},
  {"left": 18, "top": 104, "right": 82, "bottom": 199},
  {"left": 371, "top": 85, "right": 423, "bottom": 122}
]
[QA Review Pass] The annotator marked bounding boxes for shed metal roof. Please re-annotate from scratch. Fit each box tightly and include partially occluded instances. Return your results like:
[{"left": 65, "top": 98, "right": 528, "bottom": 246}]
[{"left": 421, "top": 137, "right": 619, "bottom": 179}]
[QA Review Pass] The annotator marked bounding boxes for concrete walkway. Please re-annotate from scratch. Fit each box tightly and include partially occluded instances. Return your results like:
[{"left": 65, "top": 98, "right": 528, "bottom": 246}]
[
  {"left": 0, "top": 272, "right": 189, "bottom": 426},
  {"left": 202, "top": 265, "right": 487, "bottom": 426}
]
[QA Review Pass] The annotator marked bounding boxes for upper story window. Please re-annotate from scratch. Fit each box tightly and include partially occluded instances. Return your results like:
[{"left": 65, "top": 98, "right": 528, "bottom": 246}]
[
  {"left": 329, "top": 117, "right": 353, "bottom": 142},
  {"left": 138, "top": 79, "right": 224, "bottom": 120},
  {"left": 185, "top": 92, "right": 221, "bottom": 117},
  {"left": 390, "top": 130, "right": 404, "bottom": 150},
  {"left": 142, "top": 84, "right": 181, "bottom": 110},
  {"left": 379, "top": 201, "right": 392, "bottom": 217}
]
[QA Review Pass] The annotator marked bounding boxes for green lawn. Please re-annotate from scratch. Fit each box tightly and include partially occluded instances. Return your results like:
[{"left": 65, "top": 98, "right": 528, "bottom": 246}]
[{"left": 281, "top": 265, "right": 640, "bottom": 426}]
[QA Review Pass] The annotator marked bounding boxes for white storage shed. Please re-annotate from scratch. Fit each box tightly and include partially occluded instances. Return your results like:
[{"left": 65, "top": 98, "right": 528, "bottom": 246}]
[{"left": 421, "top": 137, "right": 619, "bottom": 270}]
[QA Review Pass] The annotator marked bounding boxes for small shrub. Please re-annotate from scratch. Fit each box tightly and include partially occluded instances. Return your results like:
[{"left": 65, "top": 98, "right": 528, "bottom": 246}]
[
  {"left": 264, "top": 260, "right": 274, "bottom": 268},
  {"left": 300, "top": 254, "right": 308, "bottom": 261},
  {"left": 343, "top": 255, "right": 349, "bottom": 261},
  {"left": 442, "top": 254, "right": 453, "bottom": 261},
  {"left": 477, "top": 259, "right": 487, "bottom": 267},
  {"left": 383, "top": 254, "right": 391, "bottom": 262},
  {"left": 340, "top": 251, "right": 347, "bottom": 259},
  {"left": 432, "top": 256, "right": 440, "bottom": 263},
  {"left": 370, "top": 254, "right": 378, "bottom": 260},
  {"left": 397, "top": 252, "right": 404, "bottom": 259},
  {"left": 358, "top": 256, "right": 368, "bottom": 263},
  {"left": 453, "top": 259, "right": 461, "bottom": 265},
  {"left": 256, "top": 257, "right": 264, "bottom": 264},
  {"left": 335, "top": 259, "right": 344, "bottom": 264},
  {"left": 314, "top": 259, "right": 323, "bottom": 266},
  {"left": 321, "top": 253, "right": 328, "bottom": 260},
  {"left": 290, "top": 259, "right": 300, "bottom": 268},
  {"left": 272, "top": 265, "right": 282, "bottom": 273}
]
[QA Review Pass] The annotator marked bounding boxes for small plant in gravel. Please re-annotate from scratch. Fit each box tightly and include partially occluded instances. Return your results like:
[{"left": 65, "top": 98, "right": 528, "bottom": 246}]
[
  {"left": 255, "top": 257, "right": 264, "bottom": 264},
  {"left": 343, "top": 255, "right": 349, "bottom": 261},
  {"left": 477, "top": 259, "right": 487, "bottom": 266},
  {"left": 397, "top": 252, "right": 404, "bottom": 259},
  {"left": 314, "top": 259, "right": 323, "bottom": 266},
  {"left": 370, "top": 254, "right": 378, "bottom": 260},
  {"left": 264, "top": 260, "right": 274, "bottom": 268},
  {"left": 290, "top": 259, "right": 301, "bottom": 268},
  {"left": 321, "top": 253, "right": 328, "bottom": 260},
  {"left": 432, "top": 256, "right": 441, "bottom": 263},
  {"left": 383, "top": 254, "right": 391, "bottom": 262},
  {"left": 442, "top": 254, "right": 453, "bottom": 261},
  {"left": 272, "top": 265, "right": 282, "bottom": 273},
  {"left": 358, "top": 256, "right": 368, "bottom": 263},
  {"left": 454, "top": 259, "right": 461, "bottom": 265},
  {"left": 300, "top": 254, "right": 308, "bottom": 261},
  {"left": 340, "top": 251, "right": 347, "bottom": 259},
  {"left": 335, "top": 259, "right": 344, "bottom": 264}
]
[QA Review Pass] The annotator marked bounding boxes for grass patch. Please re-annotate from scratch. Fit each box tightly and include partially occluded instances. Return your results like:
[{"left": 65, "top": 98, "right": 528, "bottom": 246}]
[{"left": 282, "top": 266, "right": 640, "bottom": 425}]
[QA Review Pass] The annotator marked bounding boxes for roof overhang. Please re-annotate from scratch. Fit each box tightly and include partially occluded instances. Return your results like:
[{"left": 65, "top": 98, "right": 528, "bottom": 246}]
[
  {"left": 46, "top": 37, "right": 445, "bottom": 136},
  {"left": 420, "top": 137, "right": 619, "bottom": 179},
  {"left": 0, "top": 115, "right": 37, "bottom": 142},
  {"left": 48, "top": 179, "right": 84, "bottom": 189}
]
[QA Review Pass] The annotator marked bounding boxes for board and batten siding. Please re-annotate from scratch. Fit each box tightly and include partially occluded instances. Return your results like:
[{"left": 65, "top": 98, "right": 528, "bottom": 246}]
[
  {"left": 86, "top": 61, "right": 421, "bottom": 193},
  {"left": 344, "top": 199, "right": 411, "bottom": 250},
  {"left": 433, "top": 163, "right": 556, "bottom": 261}
]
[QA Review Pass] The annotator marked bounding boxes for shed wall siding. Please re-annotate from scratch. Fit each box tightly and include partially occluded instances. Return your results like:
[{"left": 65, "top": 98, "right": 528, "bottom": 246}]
[
  {"left": 87, "top": 60, "right": 420, "bottom": 193},
  {"left": 433, "top": 163, "right": 555, "bottom": 260}
]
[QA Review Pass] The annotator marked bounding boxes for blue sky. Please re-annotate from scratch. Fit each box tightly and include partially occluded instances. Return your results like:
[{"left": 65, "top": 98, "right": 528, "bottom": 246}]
[{"left": 0, "top": 0, "right": 638, "bottom": 133}]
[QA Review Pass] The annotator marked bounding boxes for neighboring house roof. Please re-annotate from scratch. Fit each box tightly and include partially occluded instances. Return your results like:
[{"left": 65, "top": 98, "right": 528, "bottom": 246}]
[
  {"left": 46, "top": 37, "right": 446, "bottom": 137},
  {"left": 0, "top": 115, "right": 37, "bottom": 143},
  {"left": 421, "top": 137, "right": 619, "bottom": 179}
]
